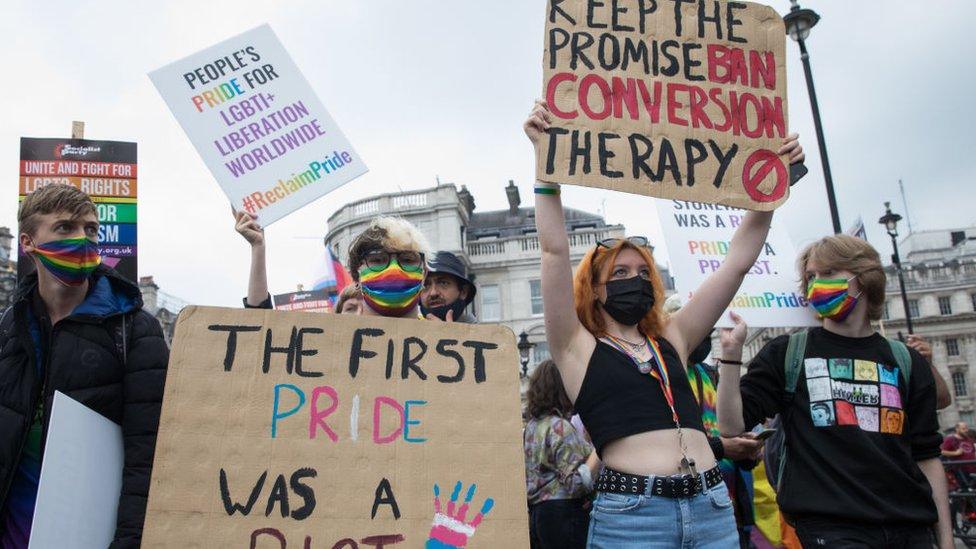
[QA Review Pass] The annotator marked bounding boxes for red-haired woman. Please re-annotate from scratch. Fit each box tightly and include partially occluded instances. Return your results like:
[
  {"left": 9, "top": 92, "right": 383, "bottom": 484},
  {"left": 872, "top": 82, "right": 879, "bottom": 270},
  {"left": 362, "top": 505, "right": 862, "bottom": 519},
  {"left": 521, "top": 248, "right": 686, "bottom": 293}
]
[{"left": 523, "top": 100, "right": 804, "bottom": 548}]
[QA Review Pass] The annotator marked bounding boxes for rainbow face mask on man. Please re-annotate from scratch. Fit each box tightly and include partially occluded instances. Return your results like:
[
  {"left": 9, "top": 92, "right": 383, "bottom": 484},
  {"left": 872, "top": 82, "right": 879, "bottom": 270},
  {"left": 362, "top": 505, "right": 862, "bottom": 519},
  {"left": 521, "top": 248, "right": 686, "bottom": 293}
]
[
  {"left": 806, "top": 277, "right": 860, "bottom": 322},
  {"left": 359, "top": 259, "right": 424, "bottom": 317},
  {"left": 31, "top": 237, "right": 101, "bottom": 287}
]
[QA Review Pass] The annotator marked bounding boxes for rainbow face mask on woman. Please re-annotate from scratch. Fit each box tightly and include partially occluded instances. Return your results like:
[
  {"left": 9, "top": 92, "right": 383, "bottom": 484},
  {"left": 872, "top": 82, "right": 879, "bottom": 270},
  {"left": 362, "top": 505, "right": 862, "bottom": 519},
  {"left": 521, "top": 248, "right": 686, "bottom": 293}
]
[
  {"left": 31, "top": 237, "right": 101, "bottom": 287},
  {"left": 359, "top": 260, "right": 424, "bottom": 317},
  {"left": 806, "top": 277, "right": 860, "bottom": 322}
]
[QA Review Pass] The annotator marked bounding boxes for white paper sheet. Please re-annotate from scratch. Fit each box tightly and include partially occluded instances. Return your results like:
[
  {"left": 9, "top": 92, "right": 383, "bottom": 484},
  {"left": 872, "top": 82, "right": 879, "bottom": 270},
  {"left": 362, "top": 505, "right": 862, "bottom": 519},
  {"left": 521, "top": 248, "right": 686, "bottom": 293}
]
[{"left": 29, "top": 391, "right": 123, "bottom": 549}]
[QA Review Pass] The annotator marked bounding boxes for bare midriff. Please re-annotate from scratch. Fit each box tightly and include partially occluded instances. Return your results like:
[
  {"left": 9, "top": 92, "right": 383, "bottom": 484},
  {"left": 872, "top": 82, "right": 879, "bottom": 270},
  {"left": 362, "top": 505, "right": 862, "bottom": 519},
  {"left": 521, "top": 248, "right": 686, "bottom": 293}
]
[{"left": 600, "top": 428, "right": 716, "bottom": 477}]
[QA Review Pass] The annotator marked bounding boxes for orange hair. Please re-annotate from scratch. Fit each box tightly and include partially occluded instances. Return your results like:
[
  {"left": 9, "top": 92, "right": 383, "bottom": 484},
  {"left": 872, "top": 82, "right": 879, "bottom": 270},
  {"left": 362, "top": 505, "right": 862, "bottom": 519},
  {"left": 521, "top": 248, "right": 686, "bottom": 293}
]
[{"left": 573, "top": 240, "right": 666, "bottom": 338}]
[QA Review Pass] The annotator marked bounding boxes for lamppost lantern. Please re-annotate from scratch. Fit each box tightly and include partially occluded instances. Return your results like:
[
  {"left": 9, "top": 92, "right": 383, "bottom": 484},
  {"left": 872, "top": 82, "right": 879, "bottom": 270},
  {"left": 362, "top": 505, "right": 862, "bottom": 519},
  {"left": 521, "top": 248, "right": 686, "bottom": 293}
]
[
  {"left": 878, "top": 202, "right": 902, "bottom": 237},
  {"left": 878, "top": 202, "right": 914, "bottom": 334},
  {"left": 517, "top": 331, "right": 533, "bottom": 378},
  {"left": 783, "top": 0, "right": 820, "bottom": 42}
]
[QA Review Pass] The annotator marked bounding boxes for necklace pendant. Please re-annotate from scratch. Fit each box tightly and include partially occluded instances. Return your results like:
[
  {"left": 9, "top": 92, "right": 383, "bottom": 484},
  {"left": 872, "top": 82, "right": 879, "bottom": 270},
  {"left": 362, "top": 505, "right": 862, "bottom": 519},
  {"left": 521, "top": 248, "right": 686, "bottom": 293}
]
[{"left": 638, "top": 361, "right": 652, "bottom": 374}]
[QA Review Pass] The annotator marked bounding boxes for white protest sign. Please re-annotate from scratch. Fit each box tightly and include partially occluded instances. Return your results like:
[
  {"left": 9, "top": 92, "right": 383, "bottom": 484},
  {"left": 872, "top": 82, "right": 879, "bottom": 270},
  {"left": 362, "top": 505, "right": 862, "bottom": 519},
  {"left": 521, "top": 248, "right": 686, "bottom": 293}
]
[
  {"left": 656, "top": 200, "right": 819, "bottom": 328},
  {"left": 150, "top": 24, "right": 367, "bottom": 225},
  {"left": 29, "top": 391, "right": 124, "bottom": 549}
]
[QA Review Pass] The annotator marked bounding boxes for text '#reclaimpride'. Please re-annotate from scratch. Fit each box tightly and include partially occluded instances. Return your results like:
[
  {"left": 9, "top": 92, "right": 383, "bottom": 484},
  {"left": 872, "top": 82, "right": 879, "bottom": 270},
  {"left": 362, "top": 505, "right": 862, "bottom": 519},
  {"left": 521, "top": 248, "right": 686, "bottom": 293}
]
[{"left": 240, "top": 150, "right": 354, "bottom": 214}]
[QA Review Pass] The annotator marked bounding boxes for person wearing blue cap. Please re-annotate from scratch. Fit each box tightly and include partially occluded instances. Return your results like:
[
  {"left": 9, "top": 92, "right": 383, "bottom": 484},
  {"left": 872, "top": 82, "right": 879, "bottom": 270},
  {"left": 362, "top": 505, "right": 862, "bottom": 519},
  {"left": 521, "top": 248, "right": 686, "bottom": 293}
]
[{"left": 421, "top": 251, "right": 478, "bottom": 323}]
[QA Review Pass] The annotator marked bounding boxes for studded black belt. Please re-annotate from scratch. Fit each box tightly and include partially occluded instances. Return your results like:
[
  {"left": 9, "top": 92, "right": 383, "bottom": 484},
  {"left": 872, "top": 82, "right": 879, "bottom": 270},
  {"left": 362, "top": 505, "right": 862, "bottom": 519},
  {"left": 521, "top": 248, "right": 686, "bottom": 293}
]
[{"left": 595, "top": 465, "right": 723, "bottom": 498}]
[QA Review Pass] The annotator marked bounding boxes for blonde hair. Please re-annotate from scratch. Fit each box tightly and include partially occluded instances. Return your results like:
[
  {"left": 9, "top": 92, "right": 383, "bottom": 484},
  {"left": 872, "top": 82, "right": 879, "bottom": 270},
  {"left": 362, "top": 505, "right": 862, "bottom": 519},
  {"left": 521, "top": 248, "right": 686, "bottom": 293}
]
[
  {"left": 797, "top": 235, "right": 887, "bottom": 320},
  {"left": 347, "top": 216, "right": 432, "bottom": 281},
  {"left": 335, "top": 285, "right": 362, "bottom": 314},
  {"left": 18, "top": 184, "right": 96, "bottom": 236}
]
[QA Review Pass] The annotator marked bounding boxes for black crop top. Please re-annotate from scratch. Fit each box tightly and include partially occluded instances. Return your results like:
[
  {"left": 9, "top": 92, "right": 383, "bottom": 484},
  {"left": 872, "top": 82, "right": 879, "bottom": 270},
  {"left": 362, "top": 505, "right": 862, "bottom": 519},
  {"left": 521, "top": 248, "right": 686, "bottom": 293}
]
[{"left": 573, "top": 337, "right": 706, "bottom": 456}]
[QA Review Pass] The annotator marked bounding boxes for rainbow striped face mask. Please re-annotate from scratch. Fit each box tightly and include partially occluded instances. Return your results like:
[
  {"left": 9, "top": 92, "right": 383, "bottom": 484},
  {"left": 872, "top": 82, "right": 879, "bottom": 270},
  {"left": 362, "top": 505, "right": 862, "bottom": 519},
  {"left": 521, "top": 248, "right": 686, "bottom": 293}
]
[
  {"left": 31, "top": 237, "right": 101, "bottom": 287},
  {"left": 359, "top": 260, "right": 424, "bottom": 317},
  {"left": 806, "top": 276, "right": 860, "bottom": 322}
]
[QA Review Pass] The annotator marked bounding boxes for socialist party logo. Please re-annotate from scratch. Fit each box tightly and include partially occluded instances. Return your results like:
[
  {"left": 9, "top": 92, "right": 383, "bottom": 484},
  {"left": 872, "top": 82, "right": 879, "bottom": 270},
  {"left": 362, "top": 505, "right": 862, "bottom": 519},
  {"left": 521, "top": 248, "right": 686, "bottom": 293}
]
[{"left": 54, "top": 143, "right": 102, "bottom": 159}]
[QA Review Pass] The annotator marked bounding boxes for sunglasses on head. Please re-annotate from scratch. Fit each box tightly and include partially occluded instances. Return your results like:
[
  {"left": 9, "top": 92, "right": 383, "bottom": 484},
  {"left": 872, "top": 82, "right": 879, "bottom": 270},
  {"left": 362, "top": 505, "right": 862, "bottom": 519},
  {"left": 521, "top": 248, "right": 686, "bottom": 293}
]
[{"left": 596, "top": 236, "right": 650, "bottom": 249}]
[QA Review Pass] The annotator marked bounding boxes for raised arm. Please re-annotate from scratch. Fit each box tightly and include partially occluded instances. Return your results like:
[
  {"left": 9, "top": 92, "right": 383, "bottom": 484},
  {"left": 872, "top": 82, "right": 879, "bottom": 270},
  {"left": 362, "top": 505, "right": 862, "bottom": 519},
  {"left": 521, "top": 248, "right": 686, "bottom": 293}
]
[
  {"left": 907, "top": 334, "right": 952, "bottom": 410},
  {"left": 716, "top": 312, "right": 747, "bottom": 436},
  {"left": 667, "top": 136, "right": 803, "bottom": 358},
  {"left": 525, "top": 101, "right": 593, "bottom": 398},
  {"left": 234, "top": 209, "right": 270, "bottom": 308}
]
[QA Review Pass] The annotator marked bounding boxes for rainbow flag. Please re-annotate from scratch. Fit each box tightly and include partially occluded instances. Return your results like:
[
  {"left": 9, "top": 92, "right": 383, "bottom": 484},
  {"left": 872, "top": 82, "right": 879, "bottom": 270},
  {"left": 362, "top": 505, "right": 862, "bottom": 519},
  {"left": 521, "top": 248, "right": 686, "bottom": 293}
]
[{"left": 313, "top": 245, "right": 353, "bottom": 304}]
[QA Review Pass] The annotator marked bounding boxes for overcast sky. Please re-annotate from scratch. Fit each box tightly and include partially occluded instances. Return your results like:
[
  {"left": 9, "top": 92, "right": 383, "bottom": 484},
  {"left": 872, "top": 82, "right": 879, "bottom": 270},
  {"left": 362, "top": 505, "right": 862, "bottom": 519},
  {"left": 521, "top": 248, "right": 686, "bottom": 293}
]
[{"left": 2, "top": 1, "right": 973, "bottom": 306}]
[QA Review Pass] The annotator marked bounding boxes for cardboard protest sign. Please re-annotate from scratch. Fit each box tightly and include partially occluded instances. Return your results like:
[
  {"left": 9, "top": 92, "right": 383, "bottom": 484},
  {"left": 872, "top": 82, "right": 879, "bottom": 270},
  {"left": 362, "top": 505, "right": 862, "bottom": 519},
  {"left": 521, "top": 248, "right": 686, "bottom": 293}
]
[
  {"left": 656, "top": 199, "right": 818, "bottom": 328},
  {"left": 19, "top": 138, "right": 138, "bottom": 282},
  {"left": 273, "top": 289, "right": 333, "bottom": 313},
  {"left": 539, "top": 0, "right": 789, "bottom": 211},
  {"left": 29, "top": 392, "right": 124, "bottom": 549},
  {"left": 143, "top": 306, "right": 529, "bottom": 548},
  {"left": 149, "top": 24, "right": 367, "bottom": 225}
]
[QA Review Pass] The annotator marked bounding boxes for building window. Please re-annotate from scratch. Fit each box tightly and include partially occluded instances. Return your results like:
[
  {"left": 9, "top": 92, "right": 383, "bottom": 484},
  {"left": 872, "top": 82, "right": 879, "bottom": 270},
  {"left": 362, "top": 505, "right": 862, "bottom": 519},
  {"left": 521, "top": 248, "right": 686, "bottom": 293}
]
[
  {"left": 481, "top": 285, "right": 501, "bottom": 321},
  {"left": 534, "top": 342, "right": 550, "bottom": 365},
  {"left": 529, "top": 279, "right": 543, "bottom": 315},
  {"left": 962, "top": 411, "right": 975, "bottom": 426},
  {"left": 883, "top": 301, "right": 890, "bottom": 320},
  {"left": 952, "top": 372, "right": 968, "bottom": 397},
  {"left": 939, "top": 296, "right": 953, "bottom": 316},
  {"left": 907, "top": 299, "right": 920, "bottom": 319},
  {"left": 971, "top": 293, "right": 976, "bottom": 312},
  {"left": 947, "top": 339, "right": 960, "bottom": 356}
]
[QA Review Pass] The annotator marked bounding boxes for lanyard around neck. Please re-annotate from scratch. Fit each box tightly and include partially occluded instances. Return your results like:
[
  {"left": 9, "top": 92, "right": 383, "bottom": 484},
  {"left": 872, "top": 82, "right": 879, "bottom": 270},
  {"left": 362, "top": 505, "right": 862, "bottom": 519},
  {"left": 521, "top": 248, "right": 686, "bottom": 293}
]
[
  {"left": 603, "top": 334, "right": 679, "bottom": 425},
  {"left": 603, "top": 334, "right": 697, "bottom": 474}
]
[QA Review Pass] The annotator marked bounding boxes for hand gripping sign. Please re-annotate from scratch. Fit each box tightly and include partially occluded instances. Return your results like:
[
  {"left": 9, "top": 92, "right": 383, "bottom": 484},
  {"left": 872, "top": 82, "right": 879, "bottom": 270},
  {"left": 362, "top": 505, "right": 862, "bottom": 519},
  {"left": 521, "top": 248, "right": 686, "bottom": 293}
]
[
  {"left": 150, "top": 24, "right": 367, "bottom": 226},
  {"left": 142, "top": 307, "right": 528, "bottom": 547},
  {"left": 538, "top": 0, "right": 790, "bottom": 211}
]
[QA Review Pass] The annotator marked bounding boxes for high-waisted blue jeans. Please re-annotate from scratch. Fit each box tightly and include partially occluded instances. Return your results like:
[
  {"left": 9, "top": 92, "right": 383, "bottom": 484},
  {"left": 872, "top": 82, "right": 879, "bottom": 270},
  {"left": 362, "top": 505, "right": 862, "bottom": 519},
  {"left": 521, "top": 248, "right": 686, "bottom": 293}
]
[{"left": 586, "top": 479, "right": 739, "bottom": 548}]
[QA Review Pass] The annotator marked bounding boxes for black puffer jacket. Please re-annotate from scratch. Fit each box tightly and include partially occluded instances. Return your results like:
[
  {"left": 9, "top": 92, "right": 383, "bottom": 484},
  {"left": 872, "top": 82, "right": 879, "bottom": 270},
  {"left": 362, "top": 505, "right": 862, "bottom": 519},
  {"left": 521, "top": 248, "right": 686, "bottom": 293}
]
[{"left": 0, "top": 265, "right": 168, "bottom": 548}]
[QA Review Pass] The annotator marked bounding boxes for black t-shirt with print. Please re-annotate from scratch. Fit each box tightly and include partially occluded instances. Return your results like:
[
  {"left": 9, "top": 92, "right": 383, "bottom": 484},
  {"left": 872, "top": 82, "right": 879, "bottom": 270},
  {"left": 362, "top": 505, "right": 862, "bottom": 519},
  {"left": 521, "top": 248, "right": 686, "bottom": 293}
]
[{"left": 740, "top": 327, "right": 941, "bottom": 525}]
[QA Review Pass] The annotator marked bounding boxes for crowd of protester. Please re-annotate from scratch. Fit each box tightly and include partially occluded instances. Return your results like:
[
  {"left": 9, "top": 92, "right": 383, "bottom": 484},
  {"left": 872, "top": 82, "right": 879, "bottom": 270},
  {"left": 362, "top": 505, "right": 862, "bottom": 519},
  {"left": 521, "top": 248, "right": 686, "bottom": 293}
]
[{"left": 0, "top": 103, "right": 961, "bottom": 549}]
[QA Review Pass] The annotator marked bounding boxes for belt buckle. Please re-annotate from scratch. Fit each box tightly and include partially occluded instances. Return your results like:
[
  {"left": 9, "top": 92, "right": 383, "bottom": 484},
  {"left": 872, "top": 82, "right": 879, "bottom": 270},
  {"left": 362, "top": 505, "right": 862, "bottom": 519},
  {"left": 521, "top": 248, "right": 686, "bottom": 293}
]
[{"left": 667, "top": 473, "right": 695, "bottom": 497}]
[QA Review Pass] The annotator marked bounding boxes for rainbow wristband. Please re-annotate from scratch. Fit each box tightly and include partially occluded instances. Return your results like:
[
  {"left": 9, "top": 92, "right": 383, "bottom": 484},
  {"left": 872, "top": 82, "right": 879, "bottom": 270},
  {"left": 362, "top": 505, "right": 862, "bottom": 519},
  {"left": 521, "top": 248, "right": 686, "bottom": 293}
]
[{"left": 534, "top": 182, "right": 560, "bottom": 195}]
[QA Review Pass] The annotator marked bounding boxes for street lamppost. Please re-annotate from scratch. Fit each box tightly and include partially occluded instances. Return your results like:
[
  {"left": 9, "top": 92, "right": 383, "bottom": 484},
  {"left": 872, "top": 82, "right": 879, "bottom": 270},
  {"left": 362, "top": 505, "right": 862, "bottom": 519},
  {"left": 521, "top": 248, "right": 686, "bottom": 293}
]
[
  {"left": 879, "top": 202, "right": 914, "bottom": 334},
  {"left": 517, "top": 331, "right": 533, "bottom": 379},
  {"left": 783, "top": 0, "right": 842, "bottom": 235}
]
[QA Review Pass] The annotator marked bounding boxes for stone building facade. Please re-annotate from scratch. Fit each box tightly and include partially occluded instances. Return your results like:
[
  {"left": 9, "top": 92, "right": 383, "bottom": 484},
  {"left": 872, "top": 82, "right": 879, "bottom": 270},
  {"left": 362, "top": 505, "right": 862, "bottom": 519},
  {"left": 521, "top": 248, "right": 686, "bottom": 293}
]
[
  {"left": 0, "top": 228, "right": 17, "bottom": 310},
  {"left": 879, "top": 227, "right": 976, "bottom": 429},
  {"left": 325, "top": 182, "right": 675, "bottom": 377},
  {"left": 138, "top": 276, "right": 187, "bottom": 346}
]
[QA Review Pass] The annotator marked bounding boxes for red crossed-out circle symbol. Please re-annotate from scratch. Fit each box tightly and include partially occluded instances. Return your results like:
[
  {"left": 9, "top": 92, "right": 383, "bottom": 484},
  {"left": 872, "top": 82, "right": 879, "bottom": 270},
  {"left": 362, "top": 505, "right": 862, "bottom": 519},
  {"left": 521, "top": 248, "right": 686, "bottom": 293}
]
[{"left": 742, "top": 149, "right": 788, "bottom": 203}]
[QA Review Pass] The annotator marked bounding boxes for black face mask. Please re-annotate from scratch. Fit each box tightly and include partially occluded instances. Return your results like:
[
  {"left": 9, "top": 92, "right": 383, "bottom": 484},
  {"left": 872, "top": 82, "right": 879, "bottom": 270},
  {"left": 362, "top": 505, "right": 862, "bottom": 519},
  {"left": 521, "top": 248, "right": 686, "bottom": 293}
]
[
  {"left": 421, "top": 299, "right": 467, "bottom": 321},
  {"left": 601, "top": 276, "right": 655, "bottom": 326}
]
